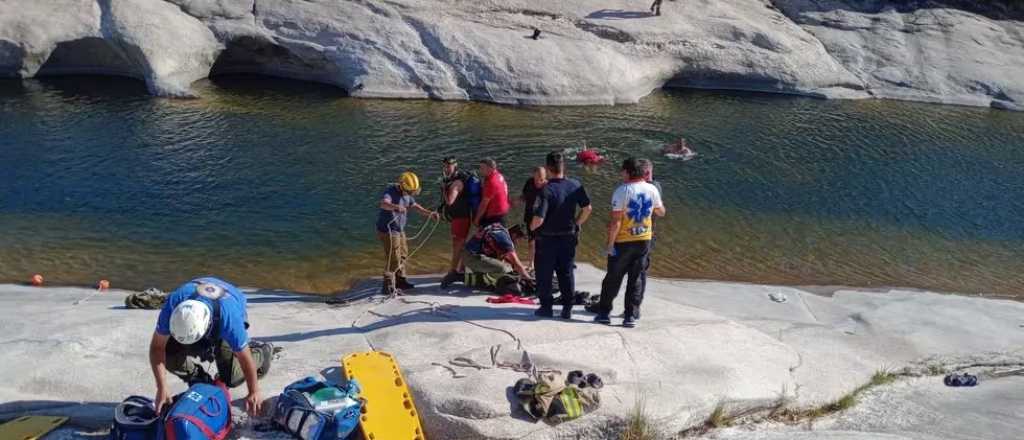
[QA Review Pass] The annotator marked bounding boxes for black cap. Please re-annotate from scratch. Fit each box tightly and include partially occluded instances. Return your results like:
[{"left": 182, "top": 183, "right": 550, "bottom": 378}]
[{"left": 442, "top": 156, "right": 457, "bottom": 165}]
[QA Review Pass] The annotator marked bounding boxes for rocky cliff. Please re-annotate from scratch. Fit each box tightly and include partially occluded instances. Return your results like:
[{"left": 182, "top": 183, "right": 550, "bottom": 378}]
[{"left": 1, "top": 0, "right": 1021, "bottom": 109}]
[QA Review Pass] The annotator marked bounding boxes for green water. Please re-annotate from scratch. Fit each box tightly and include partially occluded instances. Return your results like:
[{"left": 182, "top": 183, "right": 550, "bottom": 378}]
[{"left": 2, "top": 76, "right": 1023, "bottom": 296}]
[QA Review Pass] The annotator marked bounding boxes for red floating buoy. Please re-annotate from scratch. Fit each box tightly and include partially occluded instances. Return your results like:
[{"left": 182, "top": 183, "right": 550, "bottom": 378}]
[
  {"left": 31, "top": 274, "right": 44, "bottom": 287},
  {"left": 97, "top": 279, "right": 110, "bottom": 290}
]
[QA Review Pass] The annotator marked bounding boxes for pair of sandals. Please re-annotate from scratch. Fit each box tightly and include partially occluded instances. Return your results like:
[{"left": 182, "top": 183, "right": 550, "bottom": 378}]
[{"left": 943, "top": 372, "right": 978, "bottom": 387}]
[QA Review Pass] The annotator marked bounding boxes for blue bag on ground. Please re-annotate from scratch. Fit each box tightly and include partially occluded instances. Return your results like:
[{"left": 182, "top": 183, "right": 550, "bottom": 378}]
[
  {"left": 273, "top": 376, "right": 362, "bottom": 440},
  {"left": 158, "top": 382, "right": 232, "bottom": 440},
  {"left": 110, "top": 396, "right": 159, "bottom": 440}
]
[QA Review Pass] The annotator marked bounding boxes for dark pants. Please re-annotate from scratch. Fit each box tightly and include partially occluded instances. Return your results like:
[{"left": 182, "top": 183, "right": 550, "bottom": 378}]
[
  {"left": 639, "top": 237, "right": 655, "bottom": 300},
  {"left": 166, "top": 339, "right": 267, "bottom": 388},
  {"left": 535, "top": 235, "right": 577, "bottom": 311},
  {"left": 597, "top": 241, "right": 651, "bottom": 319}
]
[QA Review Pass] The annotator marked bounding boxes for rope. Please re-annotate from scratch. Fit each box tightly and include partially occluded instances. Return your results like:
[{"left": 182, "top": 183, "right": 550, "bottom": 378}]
[{"left": 72, "top": 287, "right": 104, "bottom": 306}]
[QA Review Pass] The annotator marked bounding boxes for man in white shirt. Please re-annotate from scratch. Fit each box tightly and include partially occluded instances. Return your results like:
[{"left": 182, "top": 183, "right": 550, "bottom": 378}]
[{"left": 594, "top": 158, "right": 665, "bottom": 328}]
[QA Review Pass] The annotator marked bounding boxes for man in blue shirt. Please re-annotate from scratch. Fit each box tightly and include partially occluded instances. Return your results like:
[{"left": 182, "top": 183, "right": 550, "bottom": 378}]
[
  {"left": 377, "top": 171, "right": 439, "bottom": 293},
  {"left": 150, "top": 277, "right": 272, "bottom": 416},
  {"left": 530, "top": 152, "right": 593, "bottom": 318}
]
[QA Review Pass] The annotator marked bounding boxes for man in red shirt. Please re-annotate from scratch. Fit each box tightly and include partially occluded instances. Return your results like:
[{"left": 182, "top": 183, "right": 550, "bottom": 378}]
[{"left": 474, "top": 158, "right": 510, "bottom": 227}]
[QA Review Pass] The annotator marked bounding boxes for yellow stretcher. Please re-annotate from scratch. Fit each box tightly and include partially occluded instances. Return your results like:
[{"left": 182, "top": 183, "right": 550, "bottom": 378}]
[
  {"left": 0, "top": 416, "right": 68, "bottom": 440},
  {"left": 342, "top": 351, "right": 426, "bottom": 440}
]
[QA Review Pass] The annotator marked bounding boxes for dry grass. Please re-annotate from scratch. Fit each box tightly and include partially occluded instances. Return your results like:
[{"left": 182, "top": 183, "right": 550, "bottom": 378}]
[{"left": 621, "top": 395, "right": 662, "bottom": 440}]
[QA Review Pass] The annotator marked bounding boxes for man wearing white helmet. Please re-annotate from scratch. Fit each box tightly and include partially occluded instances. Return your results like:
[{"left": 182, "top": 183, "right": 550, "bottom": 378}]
[{"left": 149, "top": 277, "right": 272, "bottom": 416}]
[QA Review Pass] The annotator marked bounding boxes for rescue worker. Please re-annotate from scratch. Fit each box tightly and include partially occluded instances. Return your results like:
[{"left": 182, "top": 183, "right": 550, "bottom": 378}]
[
  {"left": 440, "top": 157, "right": 473, "bottom": 288},
  {"left": 461, "top": 223, "right": 534, "bottom": 283},
  {"left": 377, "top": 171, "right": 439, "bottom": 293},
  {"left": 149, "top": 277, "right": 273, "bottom": 416},
  {"left": 593, "top": 158, "right": 666, "bottom": 328},
  {"left": 531, "top": 152, "right": 593, "bottom": 319}
]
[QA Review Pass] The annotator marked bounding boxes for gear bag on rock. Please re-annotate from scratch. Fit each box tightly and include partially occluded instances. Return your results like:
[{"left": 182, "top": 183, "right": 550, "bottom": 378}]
[
  {"left": 110, "top": 396, "right": 160, "bottom": 440},
  {"left": 157, "top": 382, "right": 232, "bottom": 440},
  {"left": 273, "top": 376, "right": 362, "bottom": 440}
]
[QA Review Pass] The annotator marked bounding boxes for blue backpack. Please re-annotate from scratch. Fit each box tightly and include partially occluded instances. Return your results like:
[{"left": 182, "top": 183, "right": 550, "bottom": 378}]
[
  {"left": 273, "top": 377, "right": 361, "bottom": 440},
  {"left": 110, "top": 396, "right": 159, "bottom": 440},
  {"left": 465, "top": 174, "right": 482, "bottom": 213},
  {"left": 158, "top": 382, "right": 232, "bottom": 440}
]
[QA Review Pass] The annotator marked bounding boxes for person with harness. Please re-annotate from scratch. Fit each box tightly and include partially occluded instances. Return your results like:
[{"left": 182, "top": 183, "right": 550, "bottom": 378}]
[
  {"left": 440, "top": 157, "right": 475, "bottom": 288},
  {"left": 149, "top": 277, "right": 273, "bottom": 416},
  {"left": 462, "top": 223, "right": 533, "bottom": 282},
  {"left": 377, "top": 171, "right": 439, "bottom": 293}
]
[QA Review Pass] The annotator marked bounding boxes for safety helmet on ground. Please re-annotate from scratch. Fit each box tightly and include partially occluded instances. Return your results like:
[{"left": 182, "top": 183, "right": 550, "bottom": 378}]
[
  {"left": 169, "top": 299, "right": 212, "bottom": 345},
  {"left": 399, "top": 171, "right": 420, "bottom": 194}
]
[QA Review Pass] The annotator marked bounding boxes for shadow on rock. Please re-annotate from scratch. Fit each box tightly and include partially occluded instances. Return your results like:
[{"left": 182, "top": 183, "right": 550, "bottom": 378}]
[
  {"left": 586, "top": 9, "right": 654, "bottom": 20},
  {"left": 0, "top": 400, "right": 117, "bottom": 429}
]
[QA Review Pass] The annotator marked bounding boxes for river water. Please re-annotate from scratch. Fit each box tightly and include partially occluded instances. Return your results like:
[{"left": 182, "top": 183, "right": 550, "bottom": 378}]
[{"left": 2, "top": 76, "right": 1023, "bottom": 296}]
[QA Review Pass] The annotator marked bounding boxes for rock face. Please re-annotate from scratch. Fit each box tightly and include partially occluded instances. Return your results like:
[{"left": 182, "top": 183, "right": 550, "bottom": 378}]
[
  {"left": 1, "top": 265, "right": 1022, "bottom": 439},
  {"left": 1, "top": 0, "right": 1022, "bottom": 107}
]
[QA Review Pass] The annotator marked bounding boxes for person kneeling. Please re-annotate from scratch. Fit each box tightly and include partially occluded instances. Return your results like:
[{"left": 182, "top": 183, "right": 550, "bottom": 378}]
[
  {"left": 444, "top": 223, "right": 533, "bottom": 289},
  {"left": 149, "top": 277, "right": 273, "bottom": 416}
]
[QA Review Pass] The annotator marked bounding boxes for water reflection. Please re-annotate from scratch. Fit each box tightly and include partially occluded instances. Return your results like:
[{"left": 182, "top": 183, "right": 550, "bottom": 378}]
[{"left": 1, "top": 75, "right": 1023, "bottom": 296}]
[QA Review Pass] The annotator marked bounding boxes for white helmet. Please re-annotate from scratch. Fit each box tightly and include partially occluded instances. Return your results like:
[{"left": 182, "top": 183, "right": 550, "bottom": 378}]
[{"left": 169, "top": 299, "right": 212, "bottom": 345}]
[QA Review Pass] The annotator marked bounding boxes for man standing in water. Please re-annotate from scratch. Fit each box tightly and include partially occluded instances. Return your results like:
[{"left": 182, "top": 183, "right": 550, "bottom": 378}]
[
  {"left": 440, "top": 157, "right": 473, "bottom": 288},
  {"left": 531, "top": 152, "right": 592, "bottom": 318},
  {"left": 637, "top": 159, "right": 662, "bottom": 299},
  {"left": 475, "top": 158, "right": 510, "bottom": 227},
  {"left": 519, "top": 166, "right": 548, "bottom": 268},
  {"left": 377, "top": 171, "right": 439, "bottom": 294},
  {"left": 594, "top": 158, "right": 665, "bottom": 328}
]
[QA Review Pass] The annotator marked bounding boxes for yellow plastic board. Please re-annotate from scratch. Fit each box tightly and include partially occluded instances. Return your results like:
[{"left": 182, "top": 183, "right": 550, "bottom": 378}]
[
  {"left": 0, "top": 416, "right": 68, "bottom": 440},
  {"left": 343, "top": 351, "right": 426, "bottom": 440}
]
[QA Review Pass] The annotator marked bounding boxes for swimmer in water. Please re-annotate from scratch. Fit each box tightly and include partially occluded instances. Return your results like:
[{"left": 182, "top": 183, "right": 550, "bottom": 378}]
[{"left": 662, "top": 138, "right": 694, "bottom": 158}]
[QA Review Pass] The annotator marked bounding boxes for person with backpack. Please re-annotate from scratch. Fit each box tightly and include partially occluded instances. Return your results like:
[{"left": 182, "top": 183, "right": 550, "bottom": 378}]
[
  {"left": 440, "top": 157, "right": 476, "bottom": 288},
  {"left": 474, "top": 158, "right": 510, "bottom": 227},
  {"left": 593, "top": 158, "right": 665, "bottom": 328},
  {"left": 149, "top": 277, "right": 273, "bottom": 416},
  {"left": 530, "top": 152, "right": 593, "bottom": 319}
]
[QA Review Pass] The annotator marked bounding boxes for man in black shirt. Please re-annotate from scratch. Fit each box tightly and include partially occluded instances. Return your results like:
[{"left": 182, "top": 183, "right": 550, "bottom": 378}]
[
  {"left": 530, "top": 152, "right": 593, "bottom": 318},
  {"left": 519, "top": 166, "right": 547, "bottom": 268}
]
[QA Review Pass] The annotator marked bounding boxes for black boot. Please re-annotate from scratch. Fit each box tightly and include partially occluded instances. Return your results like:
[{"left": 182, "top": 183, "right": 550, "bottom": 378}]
[
  {"left": 396, "top": 277, "right": 415, "bottom": 290},
  {"left": 440, "top": 271, "right": 463, "bottom": 289}
]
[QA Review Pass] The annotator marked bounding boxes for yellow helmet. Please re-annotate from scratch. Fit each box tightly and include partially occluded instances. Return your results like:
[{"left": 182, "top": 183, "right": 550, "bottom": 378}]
[{"left": 399, "top": 171, "right": 420, "bottom": 194}]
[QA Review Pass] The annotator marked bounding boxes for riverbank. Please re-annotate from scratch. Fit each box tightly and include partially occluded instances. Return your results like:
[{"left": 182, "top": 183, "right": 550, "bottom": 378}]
[
  {"left": 1, "top": 0, "right": 1022, "bottom": 110},
  {"left": 2, "top": 264, "right": 1022, "bottom": 439}
]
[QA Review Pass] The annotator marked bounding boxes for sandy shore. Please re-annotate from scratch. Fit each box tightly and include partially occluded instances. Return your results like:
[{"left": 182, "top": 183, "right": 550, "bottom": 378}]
[{"left": 1, "top": 264, "right": 1022, "bottom": 439}]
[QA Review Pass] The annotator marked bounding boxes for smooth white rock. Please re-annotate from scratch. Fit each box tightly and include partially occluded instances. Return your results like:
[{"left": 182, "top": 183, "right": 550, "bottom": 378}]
[
  {"left": 1, "top": 0, "right": 1020, "bottom": 108},
  {"left": 1, "top": 264, "right": 1022, "bottom": 439}
]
